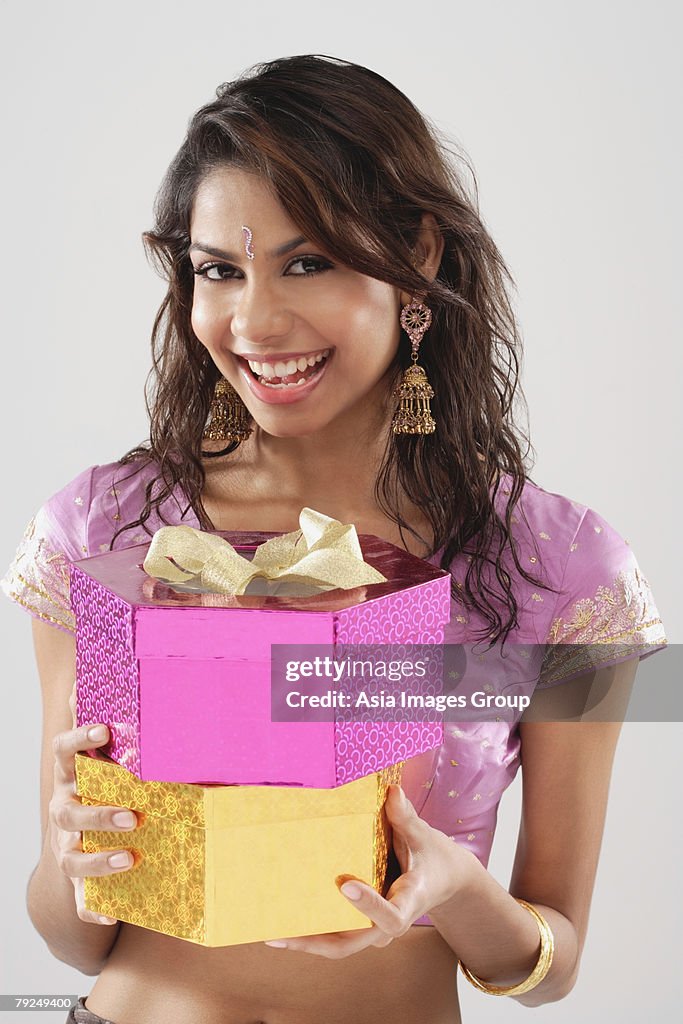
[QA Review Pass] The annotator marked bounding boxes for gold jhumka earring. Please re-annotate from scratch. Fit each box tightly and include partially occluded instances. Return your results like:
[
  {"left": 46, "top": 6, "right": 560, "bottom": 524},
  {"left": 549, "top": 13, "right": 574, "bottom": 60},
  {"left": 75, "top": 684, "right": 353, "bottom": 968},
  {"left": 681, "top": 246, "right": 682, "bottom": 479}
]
[
  {"left": 391, "top": 297, "right": 436, "bottom": 435},
  {"left": 203, "top": 377, "right": 253, "bottom": 443}
]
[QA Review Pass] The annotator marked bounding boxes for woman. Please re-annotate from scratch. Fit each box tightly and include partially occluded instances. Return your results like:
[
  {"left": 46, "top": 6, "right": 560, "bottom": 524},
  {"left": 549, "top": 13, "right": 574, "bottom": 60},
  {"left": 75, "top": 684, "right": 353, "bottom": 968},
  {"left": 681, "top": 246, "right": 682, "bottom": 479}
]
[{"left": 1, "top": 55, "right": 667, "bottom": 1024}]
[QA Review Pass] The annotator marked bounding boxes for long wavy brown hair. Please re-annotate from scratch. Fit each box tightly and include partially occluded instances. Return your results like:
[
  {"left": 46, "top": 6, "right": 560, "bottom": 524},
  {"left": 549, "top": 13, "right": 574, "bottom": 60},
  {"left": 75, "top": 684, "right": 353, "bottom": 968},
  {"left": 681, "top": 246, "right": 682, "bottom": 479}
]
[{"left": 114, "top": 53, "right": 555, "bottom": 645}]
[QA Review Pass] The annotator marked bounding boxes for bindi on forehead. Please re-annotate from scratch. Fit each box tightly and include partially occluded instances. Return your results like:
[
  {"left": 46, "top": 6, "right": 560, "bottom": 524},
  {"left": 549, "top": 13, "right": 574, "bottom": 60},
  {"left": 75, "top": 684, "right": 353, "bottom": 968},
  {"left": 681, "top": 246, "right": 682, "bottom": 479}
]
[
  {"left": 242, "top": 225, "right": 255, "bottom": 260},
  {"left": 188, "top": 234, "right": 307, "bottom": 263}
]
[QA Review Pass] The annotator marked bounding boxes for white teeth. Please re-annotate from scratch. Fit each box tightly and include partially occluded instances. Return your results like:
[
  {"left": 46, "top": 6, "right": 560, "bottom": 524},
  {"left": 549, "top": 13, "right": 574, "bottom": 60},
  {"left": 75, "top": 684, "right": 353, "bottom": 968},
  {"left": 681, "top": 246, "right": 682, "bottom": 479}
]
[
  {"left": 246, "top": 348, "right": 331, "bottom": 380},
  {"left": 262, "top": 376, "right": 309, "bottom": 389}
]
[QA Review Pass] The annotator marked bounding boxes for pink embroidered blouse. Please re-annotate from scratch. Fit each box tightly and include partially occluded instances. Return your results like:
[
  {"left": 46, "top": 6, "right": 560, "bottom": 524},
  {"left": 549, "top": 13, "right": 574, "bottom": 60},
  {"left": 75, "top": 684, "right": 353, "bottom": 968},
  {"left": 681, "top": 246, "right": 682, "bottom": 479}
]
[{"left": 1, "top": 458, "right": 667, "bottom": 928}]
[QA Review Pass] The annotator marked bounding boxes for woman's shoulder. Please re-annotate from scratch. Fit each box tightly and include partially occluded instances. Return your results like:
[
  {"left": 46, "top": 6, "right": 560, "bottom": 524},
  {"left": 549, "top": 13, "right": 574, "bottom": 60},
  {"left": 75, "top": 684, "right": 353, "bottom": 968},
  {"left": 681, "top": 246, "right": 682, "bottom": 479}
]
[
  {"left": 0, "top": 462, "right": 101, "bottom": 633},
  {"left": 498, "top": 471, "right": 654, "bottom": 581},
  {"left": 511, "top": 472, "right": 654, "bottom": 597},
  {"left": 37, "top": 457, "right": 163, "bottom": 557},
  {"left": 503, "top": 473, "right": 668, "bottom": 684},
  {"left": 60, "top": 455, "right": 197, "bottom": 555},
  {"left": 87, "top": 457, "right": 178, "bottom": 553},
  {"left": 498, "top": 472, "right": 589, "bottom": 581},
  {"left": 0, "top": 455, "right": 192, "bottom": 634}
]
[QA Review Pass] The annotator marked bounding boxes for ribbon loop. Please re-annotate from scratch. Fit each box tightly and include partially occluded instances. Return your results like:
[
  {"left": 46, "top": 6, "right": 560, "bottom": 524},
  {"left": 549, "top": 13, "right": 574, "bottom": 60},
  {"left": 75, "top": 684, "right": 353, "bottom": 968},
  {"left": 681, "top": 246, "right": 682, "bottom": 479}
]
[{"left": 142, "top": 508, "right": 387, "bottom": 596}]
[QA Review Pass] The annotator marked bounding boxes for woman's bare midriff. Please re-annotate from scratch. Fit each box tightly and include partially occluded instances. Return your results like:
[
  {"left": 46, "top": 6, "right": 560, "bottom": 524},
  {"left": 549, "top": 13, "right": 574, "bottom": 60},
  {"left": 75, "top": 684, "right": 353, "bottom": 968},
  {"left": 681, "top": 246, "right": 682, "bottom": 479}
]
[{"left": 86, "top": 923, "right": 462, "bottom": 1024}]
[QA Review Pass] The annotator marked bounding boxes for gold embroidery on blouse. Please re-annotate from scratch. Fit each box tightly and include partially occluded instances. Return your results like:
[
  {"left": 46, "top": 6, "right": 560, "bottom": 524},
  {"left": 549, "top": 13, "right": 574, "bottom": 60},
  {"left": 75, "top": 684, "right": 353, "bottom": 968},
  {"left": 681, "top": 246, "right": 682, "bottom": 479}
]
[
  {"left": 0, "top": 513, "right": 77, "bottom": 633},
  {"left": 3, "top": 586, "right": 75, "bottom": 632},
  {"left": 540, "top": 566, "right": 666, "bottom": 686},
  {"left": 14, "top": 569, "right": 70, "bottom": 612}
]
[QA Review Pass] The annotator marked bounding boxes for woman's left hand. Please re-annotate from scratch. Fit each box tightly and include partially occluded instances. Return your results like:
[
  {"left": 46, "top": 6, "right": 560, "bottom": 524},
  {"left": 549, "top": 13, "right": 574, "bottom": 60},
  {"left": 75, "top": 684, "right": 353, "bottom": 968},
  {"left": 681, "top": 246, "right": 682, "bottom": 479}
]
[{"left": 263, "top": 783, "right": 476, "bottom": 958}]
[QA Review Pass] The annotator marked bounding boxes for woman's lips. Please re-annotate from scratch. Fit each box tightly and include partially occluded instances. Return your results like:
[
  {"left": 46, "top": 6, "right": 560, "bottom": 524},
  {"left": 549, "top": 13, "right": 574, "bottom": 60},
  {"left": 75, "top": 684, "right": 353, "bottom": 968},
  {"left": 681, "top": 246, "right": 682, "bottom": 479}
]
[{"left": 236, "top": 351, "right": 332, "bottom": 405}]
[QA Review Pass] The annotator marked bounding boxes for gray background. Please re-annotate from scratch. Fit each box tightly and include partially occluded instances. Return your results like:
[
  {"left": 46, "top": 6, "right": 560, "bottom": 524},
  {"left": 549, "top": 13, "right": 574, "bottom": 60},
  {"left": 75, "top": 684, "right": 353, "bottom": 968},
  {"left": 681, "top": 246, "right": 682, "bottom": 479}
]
[{"left": 0, "top": 0, "right": 680, "bottom": 1020}]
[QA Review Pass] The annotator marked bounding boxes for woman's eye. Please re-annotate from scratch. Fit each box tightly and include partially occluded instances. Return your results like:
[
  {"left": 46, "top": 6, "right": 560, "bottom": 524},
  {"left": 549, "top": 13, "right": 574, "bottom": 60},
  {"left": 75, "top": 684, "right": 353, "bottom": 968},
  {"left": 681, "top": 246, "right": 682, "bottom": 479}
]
[
  {"left": 192, "top": 255, "right": 332, "bottom": 282},
  {"left": 286, "top": 256, "right": 332, "bottom": 276},
  {"left": 192, "top": 263, "right": 236, "bottom": 281}
]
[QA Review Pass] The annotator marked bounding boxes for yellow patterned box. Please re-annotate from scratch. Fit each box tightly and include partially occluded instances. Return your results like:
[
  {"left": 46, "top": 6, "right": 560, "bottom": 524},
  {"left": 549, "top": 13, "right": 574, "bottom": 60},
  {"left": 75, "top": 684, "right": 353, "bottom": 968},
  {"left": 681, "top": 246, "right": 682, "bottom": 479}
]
[{"left": 75, "top": 752, "right": 401, "bottom": 946}]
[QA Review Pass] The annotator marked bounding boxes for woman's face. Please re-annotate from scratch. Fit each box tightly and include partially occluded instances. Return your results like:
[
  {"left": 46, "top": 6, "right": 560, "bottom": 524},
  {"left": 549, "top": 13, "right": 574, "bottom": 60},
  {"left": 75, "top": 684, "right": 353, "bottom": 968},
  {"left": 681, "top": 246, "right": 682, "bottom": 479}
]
[{"left": 189, "top": 167, "right": 403, "bottom": 439}]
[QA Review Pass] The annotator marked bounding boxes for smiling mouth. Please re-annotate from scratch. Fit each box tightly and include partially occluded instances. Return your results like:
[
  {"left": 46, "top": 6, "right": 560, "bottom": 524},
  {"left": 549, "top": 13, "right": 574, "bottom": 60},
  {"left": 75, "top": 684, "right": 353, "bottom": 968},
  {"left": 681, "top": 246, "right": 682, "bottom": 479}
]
[{"left": 241, "top": 348, "right": 331, "bottom": 388}]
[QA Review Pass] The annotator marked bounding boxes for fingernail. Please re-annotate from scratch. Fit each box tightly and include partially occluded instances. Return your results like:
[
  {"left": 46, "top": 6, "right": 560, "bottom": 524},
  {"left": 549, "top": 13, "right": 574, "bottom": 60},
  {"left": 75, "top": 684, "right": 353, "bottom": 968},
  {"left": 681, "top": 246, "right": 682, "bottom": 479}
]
[
  {"left": 87, "top": 725, "right": 108, "bottom": 742},
  {"left": 108, "top": 851, "right": 132, "bottom": 869},
  {"left": 265, "top": 940, "right": 288, "bottom": 948},
  {"left": 392, "top": 784, "right": 408, "bottom": 808},
  {"left": 340, "top": 882, "right": 363, "bottom": 901},
  {"left": 112, "top": 812, "right": 136, "bottom": 829}
]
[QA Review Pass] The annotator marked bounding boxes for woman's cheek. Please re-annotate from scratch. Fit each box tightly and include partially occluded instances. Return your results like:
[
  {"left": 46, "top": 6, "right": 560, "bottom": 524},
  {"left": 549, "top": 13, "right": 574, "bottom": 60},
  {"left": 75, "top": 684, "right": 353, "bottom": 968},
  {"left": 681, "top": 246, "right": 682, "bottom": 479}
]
[{"left": 191, "top": 300, "right": 222, "bottom": 349}]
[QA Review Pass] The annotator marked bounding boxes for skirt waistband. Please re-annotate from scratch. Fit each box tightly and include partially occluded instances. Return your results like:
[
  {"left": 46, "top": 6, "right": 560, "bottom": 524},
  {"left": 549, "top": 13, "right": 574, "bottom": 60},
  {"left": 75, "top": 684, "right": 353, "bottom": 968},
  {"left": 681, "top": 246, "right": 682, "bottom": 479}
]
[{"left": 66, "top": 997, "right": 117, "bottom": 1024}]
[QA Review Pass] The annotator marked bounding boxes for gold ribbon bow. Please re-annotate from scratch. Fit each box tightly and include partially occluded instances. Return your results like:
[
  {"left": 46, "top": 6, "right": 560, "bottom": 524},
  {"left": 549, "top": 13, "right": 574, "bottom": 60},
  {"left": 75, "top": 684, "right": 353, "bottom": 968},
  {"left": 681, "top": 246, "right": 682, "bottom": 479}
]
[{"left": 142, "top": 508, "right": 387, "bottom": 596}]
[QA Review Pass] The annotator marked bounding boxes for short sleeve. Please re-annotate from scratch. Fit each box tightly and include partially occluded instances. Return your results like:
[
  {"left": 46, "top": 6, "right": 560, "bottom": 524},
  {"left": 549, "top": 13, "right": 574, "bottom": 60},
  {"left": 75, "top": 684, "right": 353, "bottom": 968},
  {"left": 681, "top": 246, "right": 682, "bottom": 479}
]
[
  {"left": 538, "top": 506, "right": 667, "bottom": 688},
  {"left": 0, "top": 465, "right": 98, "bottom": 635}
]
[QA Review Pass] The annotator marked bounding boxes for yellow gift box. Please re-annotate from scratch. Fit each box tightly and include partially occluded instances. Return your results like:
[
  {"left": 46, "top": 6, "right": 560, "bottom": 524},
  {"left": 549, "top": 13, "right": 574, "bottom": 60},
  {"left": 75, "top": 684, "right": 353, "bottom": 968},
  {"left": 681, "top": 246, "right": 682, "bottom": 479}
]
[{"left": 75, "top": 752, "right": 401, "bottom": 946}]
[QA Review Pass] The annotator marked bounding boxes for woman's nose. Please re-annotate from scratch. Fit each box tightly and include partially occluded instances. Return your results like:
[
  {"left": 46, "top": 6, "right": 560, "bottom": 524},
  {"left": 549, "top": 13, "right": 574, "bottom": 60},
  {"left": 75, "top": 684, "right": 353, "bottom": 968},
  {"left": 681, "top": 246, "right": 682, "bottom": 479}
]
[{"left": 230, "top": 278, "right": 293, "bottom": 343}]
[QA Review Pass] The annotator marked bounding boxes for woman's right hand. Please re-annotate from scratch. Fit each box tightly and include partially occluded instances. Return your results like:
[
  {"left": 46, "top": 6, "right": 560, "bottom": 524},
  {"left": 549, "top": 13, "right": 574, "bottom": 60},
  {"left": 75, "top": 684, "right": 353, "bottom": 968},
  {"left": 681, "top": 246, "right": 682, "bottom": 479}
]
[{"left": 48, "top": 684, "right": 138, "bottom": 925}]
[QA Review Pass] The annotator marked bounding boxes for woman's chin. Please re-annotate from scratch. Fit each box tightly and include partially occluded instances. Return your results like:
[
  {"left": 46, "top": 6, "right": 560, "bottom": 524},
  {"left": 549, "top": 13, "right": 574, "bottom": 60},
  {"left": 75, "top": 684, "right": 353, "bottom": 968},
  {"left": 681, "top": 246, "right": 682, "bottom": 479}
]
[{"left": 249, "top": 414, "right": 333, "bottom": 440}]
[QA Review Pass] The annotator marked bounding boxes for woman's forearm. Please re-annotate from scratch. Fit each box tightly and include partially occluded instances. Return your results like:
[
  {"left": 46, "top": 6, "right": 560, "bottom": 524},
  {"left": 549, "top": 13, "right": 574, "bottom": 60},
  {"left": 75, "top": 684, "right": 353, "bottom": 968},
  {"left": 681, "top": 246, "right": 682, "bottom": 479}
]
[
  {"left": 428, "top": 850, "right": 580, "bottom": 1007},
  {"left": 27, "top": 826, "right": 121, "bottom": 976}
]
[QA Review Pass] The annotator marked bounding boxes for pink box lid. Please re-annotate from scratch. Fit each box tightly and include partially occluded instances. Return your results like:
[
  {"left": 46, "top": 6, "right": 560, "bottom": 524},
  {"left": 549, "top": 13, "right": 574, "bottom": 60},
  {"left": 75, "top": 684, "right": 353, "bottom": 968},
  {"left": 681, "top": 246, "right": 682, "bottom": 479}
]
[
  {"left": 71, "top": 530, "right": 451, "bottom": 658},
  {"left": 72, "top": 530, "right": 447, "bottom": 608}
]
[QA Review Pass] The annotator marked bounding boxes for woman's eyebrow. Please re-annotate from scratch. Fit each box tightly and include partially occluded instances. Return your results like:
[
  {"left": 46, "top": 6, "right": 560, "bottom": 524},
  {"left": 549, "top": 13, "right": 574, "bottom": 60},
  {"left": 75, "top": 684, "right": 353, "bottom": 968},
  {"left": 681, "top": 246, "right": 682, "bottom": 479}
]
[{"left": 188, "top": 235, "right": 307, "bottom": 261}]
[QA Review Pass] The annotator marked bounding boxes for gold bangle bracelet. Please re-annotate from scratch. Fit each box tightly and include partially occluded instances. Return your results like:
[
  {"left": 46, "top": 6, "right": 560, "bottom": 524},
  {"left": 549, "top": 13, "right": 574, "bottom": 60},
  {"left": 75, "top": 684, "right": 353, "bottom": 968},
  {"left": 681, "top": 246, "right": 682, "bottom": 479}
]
[{"left": 458, "top": 898, "right": 555, "bottom": 997}]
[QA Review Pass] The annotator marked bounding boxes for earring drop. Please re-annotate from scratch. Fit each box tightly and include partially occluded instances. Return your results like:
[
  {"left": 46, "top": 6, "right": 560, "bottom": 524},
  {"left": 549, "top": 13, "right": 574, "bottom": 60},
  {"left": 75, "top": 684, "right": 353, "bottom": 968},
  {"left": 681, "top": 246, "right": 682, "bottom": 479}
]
[
  {"left": 392, "top": 298, "right": 436, "bottom": 435},
  {"left": 203, "top": 377, "right": 252, "bottom": 443}
]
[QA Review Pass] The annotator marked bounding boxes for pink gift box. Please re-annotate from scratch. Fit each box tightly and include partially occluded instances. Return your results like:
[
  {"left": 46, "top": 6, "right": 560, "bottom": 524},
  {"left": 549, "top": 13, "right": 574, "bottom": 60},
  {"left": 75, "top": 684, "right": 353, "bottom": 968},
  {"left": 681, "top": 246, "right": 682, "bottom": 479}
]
[{"left": 72, "top": 531, "right": 450, "bottom": 787}]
